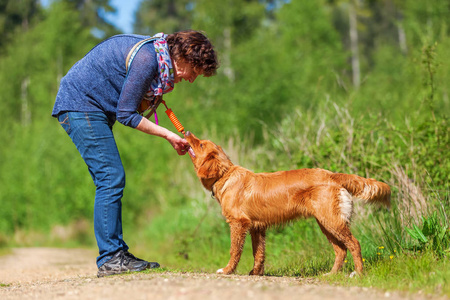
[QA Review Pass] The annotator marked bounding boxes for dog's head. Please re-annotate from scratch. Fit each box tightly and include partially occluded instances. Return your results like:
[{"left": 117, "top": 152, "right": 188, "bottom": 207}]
[{"left": 185, "top": 131, "right": 233, "bottom": 190}]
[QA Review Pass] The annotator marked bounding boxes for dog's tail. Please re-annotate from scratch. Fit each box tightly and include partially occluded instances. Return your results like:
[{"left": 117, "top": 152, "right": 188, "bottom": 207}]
[{"left": 330, "top": 173, "right": 391, "bottom": 208}]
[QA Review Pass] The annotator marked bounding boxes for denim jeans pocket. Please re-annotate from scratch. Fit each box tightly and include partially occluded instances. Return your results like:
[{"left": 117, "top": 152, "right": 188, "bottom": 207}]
[{"left": 58, "top": 112, "right": 71, "bottom": 135}]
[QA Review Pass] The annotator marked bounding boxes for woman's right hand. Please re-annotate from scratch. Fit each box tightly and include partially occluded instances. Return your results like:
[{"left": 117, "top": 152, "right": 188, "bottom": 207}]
[
  {"left": 166, "top": 131, "right": 190, "bottom": 155},
  {"left": 135, "top": 117, "right": 190, "bottom": 155}
]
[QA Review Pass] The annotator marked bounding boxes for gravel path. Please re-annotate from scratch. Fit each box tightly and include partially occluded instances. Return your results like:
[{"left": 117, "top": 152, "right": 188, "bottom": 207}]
[{"left": 0, "top": 248, "right": 445, "bottom": 300}]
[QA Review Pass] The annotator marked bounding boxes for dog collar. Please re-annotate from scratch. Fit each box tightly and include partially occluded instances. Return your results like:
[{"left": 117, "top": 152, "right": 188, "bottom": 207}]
[
  {"left": 210, "top": 180, "right": 219, "bottom": 199},
  {"left": 211, "top": 184, "right": 216, "bottom": 199}
]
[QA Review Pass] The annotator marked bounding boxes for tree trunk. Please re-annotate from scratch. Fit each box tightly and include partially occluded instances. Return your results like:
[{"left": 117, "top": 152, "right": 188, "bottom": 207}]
[
  {"left": 349, "top": 2, "right": 360, "bottom": 88},
  {"left": 223, "top": 27, "right": 235, "bottom": 82},
  {"left": 397, "top": 18, "right": 407, "bottom": 55},
  {"left": 21, "top": 77, "right": 31, "bottom": 126},
  {"left": 57, "top": 48, "right": 63, "bottom": 86}
]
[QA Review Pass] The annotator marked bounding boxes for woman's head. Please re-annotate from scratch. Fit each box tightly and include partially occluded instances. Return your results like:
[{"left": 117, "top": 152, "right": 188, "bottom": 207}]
[{"left": 167, "top": 30, "right": 219, "bottom": 82}]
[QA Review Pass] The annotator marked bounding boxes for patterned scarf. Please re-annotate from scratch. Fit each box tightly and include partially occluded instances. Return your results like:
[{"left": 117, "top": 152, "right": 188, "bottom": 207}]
[
  {"left": 128, "top": 33, "right": 174, "bottom": 118},
  {"left": 146, "top": 32, "right": 174, "bottom": 97}
]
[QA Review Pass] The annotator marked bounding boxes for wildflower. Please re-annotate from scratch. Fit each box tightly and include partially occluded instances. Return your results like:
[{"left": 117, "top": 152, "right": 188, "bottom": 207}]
[
  {"left": 362, "top": 258, "right": 366, "bottom": 262},
  {"left": 377, "top": 252, "right": 381, "bottom": 255},
  {"left": 390, "top": 255, "right": 394, "bottom": 260},
  {"left": 378, "top": 246, "right": 384, "bottom": 249},
  {"left": 344, "top": 260, "right": 348, "bottom": 263}
]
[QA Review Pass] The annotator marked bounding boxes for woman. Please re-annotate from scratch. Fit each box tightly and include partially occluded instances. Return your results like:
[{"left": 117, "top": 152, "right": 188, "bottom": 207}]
[{"left": 52, "top": 30, "right": 218, "bottom": 277}]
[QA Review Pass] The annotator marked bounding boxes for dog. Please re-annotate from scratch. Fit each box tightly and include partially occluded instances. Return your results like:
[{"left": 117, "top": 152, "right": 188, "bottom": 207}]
[{"left": 184, "top": 131, "right": 391, "bottom": 276}]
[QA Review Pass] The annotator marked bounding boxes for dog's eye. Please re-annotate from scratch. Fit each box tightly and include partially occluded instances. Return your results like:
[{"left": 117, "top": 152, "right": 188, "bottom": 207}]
[{"left": 200, "top": 143, "right": 204, "bottom": 149}]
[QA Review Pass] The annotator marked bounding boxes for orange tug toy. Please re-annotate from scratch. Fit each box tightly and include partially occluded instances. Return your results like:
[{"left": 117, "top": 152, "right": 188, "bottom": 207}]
[
  {"left": 162, "top": 100, "right": 185, "bottom": 135},
  {"left": 161, "top": 100, "right": 195, "bottom": 157}
]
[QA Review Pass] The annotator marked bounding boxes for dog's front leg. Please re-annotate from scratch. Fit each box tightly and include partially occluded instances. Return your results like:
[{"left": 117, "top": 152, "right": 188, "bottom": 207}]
[
  {"left": 249, "top": 228, "right": 266, "bottom": 276},
  {"left": 217, "top": 219, "right": 250, "bottom": 275}
]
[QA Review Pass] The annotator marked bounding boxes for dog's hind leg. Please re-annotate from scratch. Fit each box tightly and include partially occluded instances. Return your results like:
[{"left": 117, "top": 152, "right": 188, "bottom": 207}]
[
  {"left": 217, "top": 219, "right": 251, "bottom": 275},
  {"left": 319, "top": 220, "right": 363, "bottom": 275},
  {"left": 249, "top": 227, "right": 266, "bottom": 276},
  {"left": 316, "top": 220, "right": 347, "bottom": 274},
  {"left": 316, "top": 186, "right": 364, "bottom": 275},
  {"left": 341, "top": 227, "right": 363, "bottom": 276}
]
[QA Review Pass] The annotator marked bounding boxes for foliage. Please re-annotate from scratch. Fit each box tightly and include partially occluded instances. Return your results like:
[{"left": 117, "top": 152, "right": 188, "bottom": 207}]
[
  {"left": 63, "top": 0, "right": 120, "bottom": 37},
  {"left": 0, "top": 0, "right": 42, "bottom": 51},
  {"left": 0, "top": 1, "right": 97, "bottom": 233},
  {"left": 134, "top": 0, "right": 193, "bottom": 35}
]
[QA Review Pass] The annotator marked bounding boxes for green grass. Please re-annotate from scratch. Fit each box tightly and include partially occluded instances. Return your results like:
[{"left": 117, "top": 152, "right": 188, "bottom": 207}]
[{"left": 321, "top": 251, "right": 450, "bottom": 295}]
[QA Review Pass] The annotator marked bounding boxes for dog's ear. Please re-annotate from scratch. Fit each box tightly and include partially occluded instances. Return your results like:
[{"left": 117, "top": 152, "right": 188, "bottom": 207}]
[{"left": 197, "top": 151, "right": 221, "bottom": 179}]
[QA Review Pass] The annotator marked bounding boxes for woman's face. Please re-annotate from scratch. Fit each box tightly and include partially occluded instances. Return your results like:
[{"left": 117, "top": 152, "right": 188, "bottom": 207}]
[{"left": 173, "top": 59, "right": 201, "bottom": 84}]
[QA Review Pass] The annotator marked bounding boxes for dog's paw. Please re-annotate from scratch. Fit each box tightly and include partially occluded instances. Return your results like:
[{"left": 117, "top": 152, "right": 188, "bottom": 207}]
[
  {"left": 217, "top": 268, "right": 234, "bottom": 275},
  {"left": 349, "top": 271, "right": 358, "bottom": 278},
  {"left": 249, "top": 269, "right": 264, "bottom": 276}
]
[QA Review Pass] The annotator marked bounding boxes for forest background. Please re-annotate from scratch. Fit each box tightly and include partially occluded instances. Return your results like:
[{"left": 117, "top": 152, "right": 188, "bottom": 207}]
[{"left": 0, "top": 0, "right": 448, "bottom": 292}]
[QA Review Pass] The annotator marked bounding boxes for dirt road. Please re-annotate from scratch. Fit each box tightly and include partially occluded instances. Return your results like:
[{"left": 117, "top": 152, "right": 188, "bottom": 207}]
[{"left": 0, "top": 248, "right": 445, "bottom": 300}]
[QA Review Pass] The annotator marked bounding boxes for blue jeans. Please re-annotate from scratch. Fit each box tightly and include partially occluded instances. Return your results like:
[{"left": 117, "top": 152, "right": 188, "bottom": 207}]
[{"left": 58, "top": 112, "right": 128, "bottom": 267}]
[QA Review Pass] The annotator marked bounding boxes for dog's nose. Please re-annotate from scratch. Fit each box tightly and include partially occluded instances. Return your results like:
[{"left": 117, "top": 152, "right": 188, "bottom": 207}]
[{"left": 185, "top": 131, "right": 191, "bottom": 137}]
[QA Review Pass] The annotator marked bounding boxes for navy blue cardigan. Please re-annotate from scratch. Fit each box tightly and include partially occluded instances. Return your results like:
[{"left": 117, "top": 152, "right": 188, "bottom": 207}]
[{"left": 52, "top": 34, "right": 160, "bottom": 128}]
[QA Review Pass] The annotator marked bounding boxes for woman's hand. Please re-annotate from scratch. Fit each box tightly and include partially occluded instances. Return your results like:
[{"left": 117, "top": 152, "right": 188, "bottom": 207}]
[
  {"left": 166, "top": 132, "right": 190, "bottom": 155},
  {"left": 135, "top": 117, "right": 189, "bottom": 155}
]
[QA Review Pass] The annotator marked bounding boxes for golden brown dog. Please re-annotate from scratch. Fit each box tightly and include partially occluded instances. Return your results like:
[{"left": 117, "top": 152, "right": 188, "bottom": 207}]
[{"left": 185, "top": 131, "right": 391, "bottom": 276}]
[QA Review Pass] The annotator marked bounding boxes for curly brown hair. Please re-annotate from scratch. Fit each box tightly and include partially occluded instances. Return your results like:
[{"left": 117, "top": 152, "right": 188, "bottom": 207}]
[{"left": 167, "top": 30, "right": 219, "bottom": 77}]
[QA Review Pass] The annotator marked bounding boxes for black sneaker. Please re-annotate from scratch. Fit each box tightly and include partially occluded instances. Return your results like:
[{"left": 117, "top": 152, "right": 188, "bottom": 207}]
[
  {"left": 124, "top": 251, "right": 160, "bottom": 269},
  {"left": 97, "top": 250, "right": 159, "bottom": 277}
]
